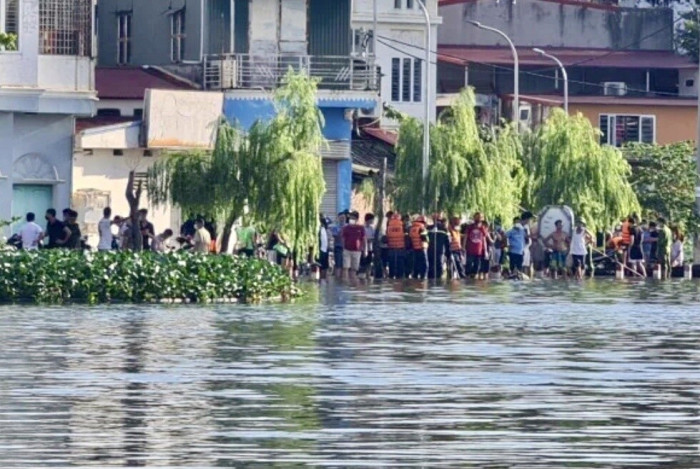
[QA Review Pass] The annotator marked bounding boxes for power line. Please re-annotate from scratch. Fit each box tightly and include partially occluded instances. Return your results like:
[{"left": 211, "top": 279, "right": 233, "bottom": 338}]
[{"left": 377, "top": 34, "right": 688, "bottom": 98}]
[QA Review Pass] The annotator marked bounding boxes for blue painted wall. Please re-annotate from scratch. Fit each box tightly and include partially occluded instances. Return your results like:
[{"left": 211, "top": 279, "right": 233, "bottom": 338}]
[{"left": 223, "top": 94, "right": 376, "bottom": 214}]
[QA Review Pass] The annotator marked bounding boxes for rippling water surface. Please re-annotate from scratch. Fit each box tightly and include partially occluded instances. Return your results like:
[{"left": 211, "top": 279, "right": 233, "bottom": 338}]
[{"left": 1, "top": 280, "right": 700, "bottom": 468}]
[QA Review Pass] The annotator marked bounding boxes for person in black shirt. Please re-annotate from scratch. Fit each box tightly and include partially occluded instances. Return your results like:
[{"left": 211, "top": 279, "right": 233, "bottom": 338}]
[
  {"left": 139, "top": 209, "right": 155, "bottom": 250},
  {"left": 65, "top": 209, "right": 82, "bottom": 249},
  {"left": 44, "top": 208, "right": 71, "bottom": 248}
]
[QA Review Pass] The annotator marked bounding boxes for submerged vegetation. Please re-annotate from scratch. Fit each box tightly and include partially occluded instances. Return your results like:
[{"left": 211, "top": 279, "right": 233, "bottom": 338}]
[{"left": 0, "top": 250, "right": 297, "bottom": 305}]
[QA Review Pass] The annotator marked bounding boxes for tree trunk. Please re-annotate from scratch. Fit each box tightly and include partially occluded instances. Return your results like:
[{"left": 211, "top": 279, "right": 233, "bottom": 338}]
[
  {"left": 219, "top": 210, "right": 239, "bottom": 254},
  {"left": 126, "top": 171, "right": 144, "bottom": 252},
  {"left": 372, "top": 157, "right": 387, "bottom": 278}
]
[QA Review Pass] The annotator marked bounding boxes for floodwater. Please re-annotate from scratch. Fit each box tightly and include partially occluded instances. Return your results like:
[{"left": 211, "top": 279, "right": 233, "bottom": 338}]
[{"left": 1, "top": 280, "right": 700, "bottom": 468}]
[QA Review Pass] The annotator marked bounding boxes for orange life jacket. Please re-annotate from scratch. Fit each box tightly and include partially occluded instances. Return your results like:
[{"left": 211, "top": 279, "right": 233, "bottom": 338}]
[
  {"left": 410, "top": 222, "right": 427, "bottom": 250},
  {"left": 621, "top": 221, "right": 631, "bottom": 244},
  {"left": 386, "top": 217, "right": 405, "bottom": 249},
  {"left": 449, "top": 228, "right": 461, "bottom": 252}
]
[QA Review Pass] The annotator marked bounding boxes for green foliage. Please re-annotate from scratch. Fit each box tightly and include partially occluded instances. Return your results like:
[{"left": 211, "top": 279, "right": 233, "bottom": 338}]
[
  {"left": 0, "top": 250, "right": 298, "bottom": 305},
  {"left": 0, "top": 217, "right": 20, "bottom": 229},
  {"left": 0, "top": 33, "right": 17, "bottom": 51},
  {"left": 394, "top": 88, "right": 522, "bottom": 222},
  {"left": 523, "top": 109, "right": 640, "bottom": 232},
  {"left": 625, "top": 141, "right": 700, "bottom": 234},
  {"left": 147, "top": 70, "right": 325, "bottom": 258},
  {"left": 677, "top": 7, "right": 699, "bottom": 62},
  {"left": 357, "top": 178, "right": 376, "bottom": 208}
]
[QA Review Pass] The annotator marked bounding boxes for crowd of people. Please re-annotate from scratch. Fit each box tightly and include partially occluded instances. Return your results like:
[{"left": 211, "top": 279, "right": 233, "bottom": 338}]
[
  {"left": 318, "top": 210, "right": 688, "bottom": 281},
  {"left": 11, "top": 204, "right": 688, "bottom": 281},
  {"left": 14, "top": 207, "right": 215, "bottom": 254}
]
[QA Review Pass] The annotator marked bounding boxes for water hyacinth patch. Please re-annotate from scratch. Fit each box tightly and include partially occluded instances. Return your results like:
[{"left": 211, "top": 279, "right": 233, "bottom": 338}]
[{"left": 0, "top": 250, "right": 298, "bottom": 305}]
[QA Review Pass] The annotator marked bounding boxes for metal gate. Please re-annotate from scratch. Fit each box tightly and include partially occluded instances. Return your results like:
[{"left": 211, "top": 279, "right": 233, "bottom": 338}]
[{"left": 321, "top": 160, "right": 337, "bottom": 217}]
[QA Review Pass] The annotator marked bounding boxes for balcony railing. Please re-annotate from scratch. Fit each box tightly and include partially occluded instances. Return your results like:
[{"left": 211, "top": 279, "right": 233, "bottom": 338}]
[{"left": 203, "top": 53, "right": 379, "bottom": 91}]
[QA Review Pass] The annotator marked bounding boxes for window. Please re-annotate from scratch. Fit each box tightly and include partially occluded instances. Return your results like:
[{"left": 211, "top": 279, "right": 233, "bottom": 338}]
[
  {"left": 391, "top": 57, "right": 423, "bottom": 103},
  {"left": 170, "top": 9, "right": 186, "bottom": 63},
  {"left": 133, "top": 108, "right": 143, "bottom": 119},
  {"left": 39, "top": 0, "right": 92, "bottom": 56},
  {"left": 117, "top": 12, "right": 131, "bottom": 65},
  {"left": 352, "top": 28, "right": 373, "bottom": 56},
  {"left": 413, "top": 59, "right": 422, "bottom": 102},
  {"left": 1, "top": 0, "right": 18, "bottom": 49},
  {"left": 599, "top": 114, "right": 655, "bottom": 147},
  {"left": 395, "top": 0, "right": 415, "bottom": 8},
  {"left": 391, "top": 58, "right": 400, "bottom": 101},
  {"left": 402, "top": 58, "right": 411, "bottom": 101},
  {"left": 96, "top": 108, "right": 121, "bottom": 117}
]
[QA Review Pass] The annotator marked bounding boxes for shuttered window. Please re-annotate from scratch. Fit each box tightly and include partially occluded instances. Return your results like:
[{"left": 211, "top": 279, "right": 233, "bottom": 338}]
[
  {"left": 413, "top": 59, "right": 422, "bottom": 102},
  {"left": 402, "top": 58, "right": 411, "bottom": 101},
  {"left": 391, "top": 58, "right": 400, "bottom": 101},
  {"left": 599, "top": 114, "right": 655, "bottom": 147}
]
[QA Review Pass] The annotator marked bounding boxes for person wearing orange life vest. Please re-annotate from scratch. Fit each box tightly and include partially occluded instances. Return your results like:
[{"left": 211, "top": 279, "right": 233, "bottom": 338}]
[
  {"left": 385, "top": 211, "right": 406, "bottom": 279},
  {"left": 448, "top": 217, "right": 466, "bottom": 279},
  {"left": 409, "top": 216, "right": 429, "bottom": 279}
]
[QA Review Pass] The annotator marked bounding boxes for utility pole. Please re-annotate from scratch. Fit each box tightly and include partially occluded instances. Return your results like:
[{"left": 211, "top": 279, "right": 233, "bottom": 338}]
[
  {"left": 417, "top": 0, "right": 431, "bottom": 214},
  {"left": 695, "top": 8, "right": 700, "bottom": 271}
]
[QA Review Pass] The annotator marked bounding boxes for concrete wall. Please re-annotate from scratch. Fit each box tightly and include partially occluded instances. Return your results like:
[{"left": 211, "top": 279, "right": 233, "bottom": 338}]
[
  {"left": 0, "top": 113, "right": 74, "bottom": 236},
  {"left": 0, "top": 0, "right": 94, "bottom": 95},
  {"left": 249, "top": 0, "right": 280, "bottom": 56},
  {"left": 144, "top": 89, "right": 223, "bottom": 149},
  {"left": 73, "top": 149, "right": 179, "bottom": 247},
  {"left": 98, "top": 0, "right": 204, "bottom": 67},
  {"left": 571, "top": 104, "right": 696, "bottom": 145},
  {"left": 439, "top": 1, "right": 674, "bottom": 50}
]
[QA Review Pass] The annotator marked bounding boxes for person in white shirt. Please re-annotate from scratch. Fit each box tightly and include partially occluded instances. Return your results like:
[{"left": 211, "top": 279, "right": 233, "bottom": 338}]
[
  {"left": 671, "top": 230, "right": 684, "bottom": 268},
  {"left": 19, "top": 212, "right": 43, "bottom": 251},
  {"left": 97, "top": 207, "right": 114, "bottom": 251},
  {"left": 193, "top": 218, "right": 211, "bottom": 253}
]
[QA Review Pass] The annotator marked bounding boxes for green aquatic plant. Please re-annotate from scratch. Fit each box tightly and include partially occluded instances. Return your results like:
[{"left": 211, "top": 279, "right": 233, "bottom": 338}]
[{"left": 0, "top": 250, "right": 298, "bottom": 305}]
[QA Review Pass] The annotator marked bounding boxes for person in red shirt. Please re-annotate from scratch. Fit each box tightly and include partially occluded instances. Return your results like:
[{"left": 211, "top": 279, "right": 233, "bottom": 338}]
[
  {"left": 462, "top": 212, "right": 490, "bottom": 279},
  {"left": 341, "top": 211, "right": 366, "bottom": 279}
]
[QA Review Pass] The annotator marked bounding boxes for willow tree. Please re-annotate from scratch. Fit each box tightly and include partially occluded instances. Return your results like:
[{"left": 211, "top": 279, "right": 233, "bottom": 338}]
[
  {"left": 522, "top": 109, "right": 640, "bottom": 232},
  {"left": 394, "top": 88, "right": 522, "bottom": 223},
  {"left": 147, "top": 120, "right": 249, "bottom": 250},
  {"left": 147, "top": 70, "right": 325, "bottom": 255}
]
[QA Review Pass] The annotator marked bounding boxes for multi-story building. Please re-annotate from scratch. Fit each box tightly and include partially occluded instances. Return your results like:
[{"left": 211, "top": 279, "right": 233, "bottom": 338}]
[
  {"left": 97, "top": 0, "right": 381, "bottom": 216},
  {"left": 352, "top": 0, "right": 442, "bottom": 126},
  {"left": 0, "top": 0, "right": 96, "bottom": 234},
  {"left": 437, "top": 0, "right": 697, "bottom": 145}
]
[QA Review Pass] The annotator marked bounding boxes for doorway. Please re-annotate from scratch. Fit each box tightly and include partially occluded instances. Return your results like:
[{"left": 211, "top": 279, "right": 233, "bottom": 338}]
[{"left": 11, "top": 184, "right": 53, "bottom": 233}]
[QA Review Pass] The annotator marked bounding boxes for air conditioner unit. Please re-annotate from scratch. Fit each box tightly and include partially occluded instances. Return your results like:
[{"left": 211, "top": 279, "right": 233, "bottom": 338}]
[
  {"left": 358, "top": 103, "right": 383, "bottom": 120},
  {"left": 518, "top": 102, "right": 532, "bottom": 130},
  {"left": 603, "top": 81, "right": 627, "bottom": 96},
  {"left": 205, "top": 58, "right": 238, "bottom": 90}
]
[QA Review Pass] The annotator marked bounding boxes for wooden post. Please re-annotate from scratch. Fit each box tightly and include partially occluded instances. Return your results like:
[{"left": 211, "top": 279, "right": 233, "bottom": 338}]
[
  {"left": 125, "top": 171, "right": 144, "bottom": 251},
  {"left": 372, "top": 157, "right": 387, "bottom": 279}
]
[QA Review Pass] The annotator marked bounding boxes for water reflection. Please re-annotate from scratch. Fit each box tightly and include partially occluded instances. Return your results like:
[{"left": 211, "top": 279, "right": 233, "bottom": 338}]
[{"left": 0, "top": 280, "right": 699, "bottom": 467}]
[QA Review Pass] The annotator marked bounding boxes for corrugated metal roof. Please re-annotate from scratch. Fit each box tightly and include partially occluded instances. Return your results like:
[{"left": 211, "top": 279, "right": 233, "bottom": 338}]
[
  {"left": 96, "top": 67, "right": 197, "bottom": 100},
  {"left": 351, "top": 133, "right": 396, "bottom": 174},
  {"left": 504, "top": 94, "right": 698, "bottom": 107},
  {"left": 440, "top": 0, "right": 621, "bottom": 11},
  {"left": 438, "top": 45, "right": 696, "bottom": 70}
]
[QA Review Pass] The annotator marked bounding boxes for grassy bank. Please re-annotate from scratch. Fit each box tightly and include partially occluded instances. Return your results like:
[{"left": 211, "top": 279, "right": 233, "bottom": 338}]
[{"left": 0, "top": 250, "right": 298, "bottom": 304}]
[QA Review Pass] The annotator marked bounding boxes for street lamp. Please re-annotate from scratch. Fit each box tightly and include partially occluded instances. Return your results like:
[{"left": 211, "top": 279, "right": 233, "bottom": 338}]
[
  {"left": 468, "top": 20, "right": 519, "bottom": 130},
  {"left": 533, "top": 47, "right": 568, "bottom": 113},
  {"left": 417, "top": 0, "right": 431, "bottom": 213}
]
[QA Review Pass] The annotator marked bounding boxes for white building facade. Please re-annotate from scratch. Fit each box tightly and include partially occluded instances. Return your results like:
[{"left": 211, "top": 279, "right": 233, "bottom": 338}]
[
  {"left": 352, "top": 0, "right": 441, "bottom": 127},
  {"left": 0, "top": 0, "right": 95, "bottom": 234}
]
